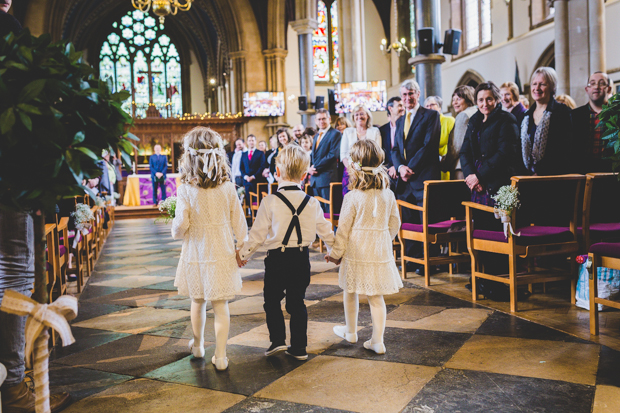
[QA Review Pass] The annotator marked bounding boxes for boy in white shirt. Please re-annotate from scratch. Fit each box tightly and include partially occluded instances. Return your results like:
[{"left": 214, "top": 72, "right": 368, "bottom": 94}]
[{"left": 238, "top": 143, "right": 335, "bottom": 360}]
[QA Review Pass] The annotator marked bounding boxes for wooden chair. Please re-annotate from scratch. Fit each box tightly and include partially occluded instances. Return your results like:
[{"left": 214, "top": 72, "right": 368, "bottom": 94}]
[
  {"left": 581, "top": 172, "right": 620, "bottom": 253},
  {"left": 589, "top": 242, "right": 620, "bottom": 335},
  {"left": 67, "top": 224, "right": 87, "bottom": 293},
  {"left": 44, "top": 223, "right": 58, "bottom": 304},
  {"left": 52, "top": 217, "right": 69, "bottom": 299},
  {"left": 261, "top": 182, "right": 279, "bottom": 198},
  {"left": 397, "top": 180, "right": 471, "bottom": 285},
  {"left": 84, "top": 206, "right": 99, "bottom": 273},
  {"left": 464, "top": 175, "right": 584, "bottom": 312},
  {"left": 314, "top": 182, "right": 343, "bottom": 252},
  {"left": 249, "top": 182, "right": 269, "bottom": 223}
]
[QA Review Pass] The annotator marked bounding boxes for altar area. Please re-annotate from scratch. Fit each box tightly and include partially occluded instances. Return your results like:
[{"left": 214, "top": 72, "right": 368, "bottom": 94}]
[{"left": 122, "top": 174, "right": 181, "bottom": 206}]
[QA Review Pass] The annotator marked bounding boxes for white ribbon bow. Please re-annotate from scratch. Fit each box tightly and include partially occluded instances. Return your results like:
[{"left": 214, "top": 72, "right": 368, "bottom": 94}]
[
  {"left": 187, "top": 147, "right": 225, "bottom": 180},
  {"left": 351, "top": 163, "right": 384, "bottom": 217},
  {"left": 0, "top": 290, "right": 78, "bottom": 413},
  {"left": 494, "top": 211, "right": 521, "bottom": 239}
]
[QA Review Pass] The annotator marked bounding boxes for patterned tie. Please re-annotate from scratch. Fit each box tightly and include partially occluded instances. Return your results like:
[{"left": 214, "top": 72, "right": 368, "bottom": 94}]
[
  {"left": 315, "top": 132, "right": 324, "bottom": 150},
  {"left": 248, "top": 150, "right": 253, "bottom": 161}
]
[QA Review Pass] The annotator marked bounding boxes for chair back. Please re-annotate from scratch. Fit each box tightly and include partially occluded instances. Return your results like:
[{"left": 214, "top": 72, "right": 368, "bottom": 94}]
[
  {"left": 269, "top": 182, "right": 278, "bottom": 195},
  {"left": 512, "top": 175, "right": 585, "bottom": 229},
  {"left": 330, "top": 183, "right": 343, "bottom": 215},
  {"left": 424, "top": 180, "right": 471, "bottom": 224},
  {"left": 584, "top": 173, "right": 620, "bottom": 225},
  {"left": 256, "top": 183, "right": 268, "bottom": 203}
]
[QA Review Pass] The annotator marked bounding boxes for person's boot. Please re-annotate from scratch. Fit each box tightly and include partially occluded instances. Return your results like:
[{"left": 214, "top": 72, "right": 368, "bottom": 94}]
[{"left": 1, "top": 381, "right": 72, "bottom": 413}]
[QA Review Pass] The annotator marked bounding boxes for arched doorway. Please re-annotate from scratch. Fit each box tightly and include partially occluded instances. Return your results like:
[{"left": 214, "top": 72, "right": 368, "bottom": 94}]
[{"left": 457, "top": 69, "right": 485, "bottom": 89}]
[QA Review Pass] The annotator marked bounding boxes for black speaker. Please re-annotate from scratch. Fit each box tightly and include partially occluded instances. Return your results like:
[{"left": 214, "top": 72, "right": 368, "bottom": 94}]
[
  {"left": 417, "top": 27, "right": 435, "bottom": 55},
  {"left": 443, "top": 29, "right": 461, "bottom": 55},
  {"left": 298, "top": 95, "right": 308, "bottom": 111},
  {"left": 315, "top": 96, "right": 325, "bottom": 110},
  {"left": 327, "top": 89, "right": 337, "bottom": 116}
]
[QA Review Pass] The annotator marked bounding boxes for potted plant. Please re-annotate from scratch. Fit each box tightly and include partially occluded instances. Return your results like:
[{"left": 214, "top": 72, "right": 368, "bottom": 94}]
[
  {"left": 599, "top": 92, "right": 620, "bottom": 175},
  {"left": 0, "top": 29, "right": 136, "bottom": 303}
]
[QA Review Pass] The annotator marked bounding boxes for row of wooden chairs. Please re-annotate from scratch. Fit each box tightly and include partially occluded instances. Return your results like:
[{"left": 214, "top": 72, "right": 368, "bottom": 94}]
[{"left": 589, "top": 242, "right": 620, "bottom": 335}]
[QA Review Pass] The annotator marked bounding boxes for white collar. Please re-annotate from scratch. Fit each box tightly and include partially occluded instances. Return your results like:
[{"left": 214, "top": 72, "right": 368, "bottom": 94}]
[
  {"left": 277, "top": 179, "right": 302, "bottom": 190},
  {"left": 407, "top": 103, "right": 420, "bottom": 115},
  {"left": 319, "top": 126, "right": 331, "bottom": 134}
]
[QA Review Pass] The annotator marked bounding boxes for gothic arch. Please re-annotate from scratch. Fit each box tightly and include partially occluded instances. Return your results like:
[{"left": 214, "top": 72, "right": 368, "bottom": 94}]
[
  {"left": 457, "top": 69, "right": 485, "bottom": 88},
  {"left": 534, "top": 42, "right": 555, "bottom": 70}
]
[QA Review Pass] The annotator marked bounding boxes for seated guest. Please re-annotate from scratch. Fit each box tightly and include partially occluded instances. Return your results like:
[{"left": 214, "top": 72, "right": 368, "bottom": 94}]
[
  {"left": 149, "top": 144, "right": 167, "bottom": 205},
  {"left": 340, "top": 105, "right": 381, "bottom": 196},
  {"left": 334, "top": 116, "right": 353, "bottom": 134},
  {"left": 443, "top": 85, "right": 477, "bottom": 180},
  {"left": 460, "top": 82, "right": 519, "bottom": 206},
  {"left": 240, "top": 134, "right": 266, "bottom": 206},
  {"left": 228, "top": 138, "right": 246, "bottom": 187},
  {"left": 572, "top": 71, "right": 614, "bottom": 173},
  {"left": 500, "top": 82, "right": 527, "bottom": 126},
  {"left": 518, "top": 67, "right": 574, "bottom": 176},
  {"left": 380, "top": 96, "right": 405, "bottom": 185},
  {"left": 425, "top": 96, "right": 455, "bottom": 180},
  {"left": 556, "top": 94, "right": 576, "bottom": 109}
]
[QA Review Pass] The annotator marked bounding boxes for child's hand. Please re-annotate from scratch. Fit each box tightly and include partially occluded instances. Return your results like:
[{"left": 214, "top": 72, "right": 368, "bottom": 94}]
[
  {"left": 325, "top": 255, "right": 341, "bottom": 265},
  {"left": 236, "top": 250, "right": 247, "bottom": 268}
]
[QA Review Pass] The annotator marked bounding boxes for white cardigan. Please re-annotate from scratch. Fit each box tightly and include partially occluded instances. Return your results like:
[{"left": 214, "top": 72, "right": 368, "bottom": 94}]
[{"left": 339, "top": 127, "right": 382, "bottom": 162}]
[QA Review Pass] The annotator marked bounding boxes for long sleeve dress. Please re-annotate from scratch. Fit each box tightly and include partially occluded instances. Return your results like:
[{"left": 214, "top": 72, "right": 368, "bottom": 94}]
[
  {"left": 329, "top": 189, "right": 403, "bottom": 296},
  {"left": 171, "top": 182, "right": 248, "bottom": 300}
]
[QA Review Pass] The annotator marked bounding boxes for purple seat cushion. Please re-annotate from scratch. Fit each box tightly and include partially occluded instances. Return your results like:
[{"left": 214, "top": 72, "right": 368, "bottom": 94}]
[
  {"left": 59, "top": 245, "right": 67, "bottom": 258},
  {"left": 402, "top": 220, "right": 465, "bottom": 235},
  {"left": 473, "top": 226, "right": 574, "bottom": 245},
  {"left": 324, "top": 213, "right": 340, "bottom": 220},
  {"left": 590, "top": 242, "right": 620, "bottom": 259},
  {"left": 578, "top": 222, "right": 620, "bottom": 238}
]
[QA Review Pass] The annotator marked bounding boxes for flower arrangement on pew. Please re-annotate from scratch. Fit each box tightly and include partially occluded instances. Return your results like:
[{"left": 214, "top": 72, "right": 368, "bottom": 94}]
[
  {"left": 157, "top": 196, "right": 177, "bottom": 224},
  {"left": 491, "top": 185, "right": 521, "bottom": 238},
  {"left": 94, "top": 196, "right": 106, "bottom": 207},
  {"left": 71, "top": 204, "right": 94, "bottom": 248},
  {"left": 237, "top": 186, "right": 245, "bottom": 203}
]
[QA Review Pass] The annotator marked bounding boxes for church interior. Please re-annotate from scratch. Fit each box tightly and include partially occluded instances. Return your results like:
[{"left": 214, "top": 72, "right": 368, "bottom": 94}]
[{"left": 2, "top": 0, "right": 620, "bottom": 412}]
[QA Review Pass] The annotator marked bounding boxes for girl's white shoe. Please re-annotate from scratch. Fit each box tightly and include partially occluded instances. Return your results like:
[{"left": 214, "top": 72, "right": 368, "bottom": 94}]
[
  {"left": 211, "top": 356, "right": 229, "bottom": 371},
  {"left": 363, "top": 340, "right": 386, "bottom": 355},
  {"left": 333, "top": 325, "right": 358, "bottom": 343},
  {"left": 188, "top": 339, "right": 205, "bottom": 358}
]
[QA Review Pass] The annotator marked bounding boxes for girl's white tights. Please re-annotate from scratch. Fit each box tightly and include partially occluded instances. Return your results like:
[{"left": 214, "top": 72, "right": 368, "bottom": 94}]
[
  {"left": 191, "top": 299, "right": 230, "bottom": 359},
  {"left": 343, "top": 292, "right": 386, "bottom": 344}
]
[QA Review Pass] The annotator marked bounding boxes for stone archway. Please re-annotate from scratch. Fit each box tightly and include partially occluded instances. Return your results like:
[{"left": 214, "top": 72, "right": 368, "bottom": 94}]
[
  {"left": 534, "top": 42, "right": 555, "bottom": 71},
  {"left": 457, "top": 69, "right": 485, "bottom": 89}
]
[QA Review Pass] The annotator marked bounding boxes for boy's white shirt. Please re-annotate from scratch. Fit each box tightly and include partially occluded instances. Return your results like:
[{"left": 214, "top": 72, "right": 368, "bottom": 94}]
[{"left": 238, "top": 179, "right": 335, "bottom": 259}]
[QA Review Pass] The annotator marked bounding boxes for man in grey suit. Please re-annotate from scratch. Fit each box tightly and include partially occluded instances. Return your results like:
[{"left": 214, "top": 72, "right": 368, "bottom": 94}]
[{"left": 309, "top": 109, "right": 342, "bottom": 213}]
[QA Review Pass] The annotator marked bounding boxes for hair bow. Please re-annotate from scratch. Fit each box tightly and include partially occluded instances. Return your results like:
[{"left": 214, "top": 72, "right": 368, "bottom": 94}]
[{"left": 186, "top": 147, "right": 226, "bottom": 180}]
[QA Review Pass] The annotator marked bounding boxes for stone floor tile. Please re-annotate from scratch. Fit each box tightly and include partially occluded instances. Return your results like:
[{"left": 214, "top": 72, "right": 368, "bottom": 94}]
[
  {"left": 50, "top": 327, "right": 131, "bottom": 361},
  {"left": 144, "top": 344, "right": 310, "bottom": 396},
  {"left": 88, "top": 274, "right": 175, "bottom": 289},
  {"left": 73, "top": 307, "right": 190, "bottom": 334},
  {"left": 404, "top": 368, "right": 595, "bottom": 413},
  {"left": 323, "top": 326, "right": 471, "bottom": 366},
  {"left": 309, "top": 272, "right": 340, "bottom": 286},
  {"left": 146, "top": 294, "right": 194, "bottom": 310},
  {"left": 593, "top": 385, "right": 620, "bottom": 413},
  {"left": 222, "top": 397, "right": 350, "bottom": 412},
  {"left": 310, "top": 261, "right": 339, "bottom": 274},
  {"left": 596, "top": 345, "right": 620, "bottom": 387},
  {"left": 53, "top": 334, "right": 196, "bottom": 376},
  {"left": 72, "top": 302, "right": 131, "bottom": 323},
  {"left": 75, "top": 285, "right": 129, "bottom": 301},
  {"left": 324, "top": 288, "right": 421, "bottom": 307},
  {"left": 240, "top": 268, "right": 266, "bottom": 278},
  {"left": 237, "top": 280, "right": 265, "bottom": 296},
  {"left": 306, "top": 300, "right": 372, "bottom": 326},
  {"left": 386, "top": 304, "right": 446, "bottom": 322},
  {"left": 49, "top": 365, "right": 132, "bottom": 402},
  {"left": 209, "top": 296, "right": 266, "bottom": 316},
  {"left": 404, "top": 288, "right": 481, "bottom": 308},
  {"left": 59, "top": 378, "right": 245, "bottom": 413},
  {"left": 96, "top": 265, "right": 172, "bottom": 276},
  {"left": 84, "top": 288, "right": 178, "bottom": 307},
  {"left": 255, "top": 355, "right": 440, "bottom": 413},
  {"left": 446, "top": 335, "right": 600, "bottom": 385},
  {"left": 386, "top": 308, "right": 492, "bottom": 333},
  {"left": 303, "top": 284, "right": 342, "bottom": 301},
  {"left": 142, "top": 279, "right": 177, "bottom": 291}
]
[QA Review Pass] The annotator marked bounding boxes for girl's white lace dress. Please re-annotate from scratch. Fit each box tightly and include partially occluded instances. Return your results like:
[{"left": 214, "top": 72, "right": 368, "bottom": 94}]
[
  {"left": 171, "top": 182, "right": 247, "bottom": 300},
  {"left": 330, "top": 188, "right": 403, "bottom": 295}
]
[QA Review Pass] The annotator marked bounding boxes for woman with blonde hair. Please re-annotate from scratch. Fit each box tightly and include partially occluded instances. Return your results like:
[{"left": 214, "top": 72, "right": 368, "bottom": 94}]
[
  {"left": 172, "top": 126, "right": 248, "bottom": 371},
  {"left": 339, "top": 105, "right": 381, "bottom": 196}
]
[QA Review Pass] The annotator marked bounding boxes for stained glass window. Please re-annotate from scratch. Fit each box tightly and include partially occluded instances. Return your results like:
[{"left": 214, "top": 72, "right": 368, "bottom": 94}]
[
  {"left": 313, "top": 1, "right": 339, "bottom": 83},
  {"left": 99, "top": 10, "right": 183, "bottom": 118}
]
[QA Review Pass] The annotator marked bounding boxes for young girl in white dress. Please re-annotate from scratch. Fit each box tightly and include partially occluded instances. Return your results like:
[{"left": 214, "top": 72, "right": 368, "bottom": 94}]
[
  {"left": 172, "top": 127, "right": 247, "bottom": 370},
  {"left": 327, "top": 139, "right": 402, "bottom": 354}
]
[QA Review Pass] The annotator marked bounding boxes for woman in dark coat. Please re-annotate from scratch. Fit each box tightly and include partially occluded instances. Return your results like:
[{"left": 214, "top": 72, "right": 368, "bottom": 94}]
[
  {"left": 518, "top": 67, "right": 574, "bottom": 176},
  {"left": 460, "top": 81, "right": 519, "bottom": 206}
]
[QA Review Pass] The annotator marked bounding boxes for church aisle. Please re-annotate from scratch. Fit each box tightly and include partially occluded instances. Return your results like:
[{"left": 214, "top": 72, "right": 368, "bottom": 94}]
[{"left": 48, "top": 220, "right": 620, "bottom": 413}]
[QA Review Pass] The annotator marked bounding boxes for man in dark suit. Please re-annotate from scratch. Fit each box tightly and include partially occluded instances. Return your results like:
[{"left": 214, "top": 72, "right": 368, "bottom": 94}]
[
  {"left": 379, "top": 96, "right": 405, "bottom": 189},
  {"left": 572, "top": 71, "right": 614, "bottom": 174},
  {"left": 309, "top": 109, "right": 342, "bottom": 213},
  {"left": 149, "top": 144, "right": 168, "bottom": 205},
  {"left": 240, "top": 134, "right": 266, "bottom": 207},
  {"left": 391, "top": 79, "right": 441, "bottom": 272}
]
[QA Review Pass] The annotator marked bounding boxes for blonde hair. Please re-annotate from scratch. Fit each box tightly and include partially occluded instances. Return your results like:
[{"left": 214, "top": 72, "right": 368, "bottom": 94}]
[
  {"left": 178, "top": 127, "right": 231, "bottom": 189},
  {"left": 555, "top": 94, "right": 577, "bottom": 109},
  {"left": 334, "top": 116, "right": 353, "bottom": 130},
  {"left": 275, "top": 143, "right": 310, "bottom": 182},
  {"left": 352, "top": 105, "right": 373, "bottom": 129},
  {"left": 347, "top": 140, "right": 389, "bottom": 191},
  {"left": 500, "top": 82, "right": 520, "bottom": 102},
  {"left": 531, "top": 67, "right": 558, "bottom": 95}
]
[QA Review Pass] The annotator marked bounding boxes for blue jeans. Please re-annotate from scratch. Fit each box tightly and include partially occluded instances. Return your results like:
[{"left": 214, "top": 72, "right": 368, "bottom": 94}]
[{"left": 153, "top": 179, "right": 167, "bottom": 205}]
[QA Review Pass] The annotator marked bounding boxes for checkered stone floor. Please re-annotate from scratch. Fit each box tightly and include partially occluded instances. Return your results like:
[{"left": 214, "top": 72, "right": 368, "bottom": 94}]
[{"left": 50, "top": 220, "right": 620, "bottom": 413}]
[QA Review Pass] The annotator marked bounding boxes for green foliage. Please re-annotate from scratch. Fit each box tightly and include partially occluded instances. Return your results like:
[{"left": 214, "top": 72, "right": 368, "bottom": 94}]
[
  {"left": 598, "top": 93, "right": 620, "bottom": 176},
  {"left": 0, "top": 30, "right": 136, "bottom": 213}
]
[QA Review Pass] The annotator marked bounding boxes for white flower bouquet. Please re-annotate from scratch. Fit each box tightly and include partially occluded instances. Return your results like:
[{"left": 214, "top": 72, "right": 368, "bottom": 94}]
[
  {"left": 237, "top": 186, "right": 245, "bottom": 203},
  {"left": 71, "top": 204, "right": 94, "bottom": 247},
  {"left": 156, "top": 196, "right": 177, "bottom": 224},
  {"left": 94, "top": 196, "right": 105, "bottom": 207},
  {"left": 491, "top": 185, "right": 521, "bottom": 237}
]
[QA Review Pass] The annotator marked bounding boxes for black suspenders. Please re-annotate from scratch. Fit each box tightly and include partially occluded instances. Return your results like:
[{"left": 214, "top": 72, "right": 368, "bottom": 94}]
[{"left": 273, "top": 187, "right": 311, "bottom": 252}]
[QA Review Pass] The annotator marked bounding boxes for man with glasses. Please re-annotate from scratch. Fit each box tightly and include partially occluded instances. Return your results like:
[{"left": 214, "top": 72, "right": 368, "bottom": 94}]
[{"left": 572, "top": 72, "right": 613, "bottom": 173}]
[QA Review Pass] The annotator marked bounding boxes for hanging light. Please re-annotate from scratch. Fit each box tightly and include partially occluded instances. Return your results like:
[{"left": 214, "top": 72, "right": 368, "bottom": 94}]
[
  {"left": 379, "top": 0, "right": 411, "bottom": 57},
  {"left": 131, "top": 0, "right": 193, "bottom": 24}
]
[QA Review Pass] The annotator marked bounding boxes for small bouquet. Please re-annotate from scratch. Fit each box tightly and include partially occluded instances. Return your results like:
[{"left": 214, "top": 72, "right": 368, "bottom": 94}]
[
  {"left": 491, "top": 185, "right": 521, "bottom": 238},
  {"left": 71, "top": 204, "right": 94, "bottom": 248},
  {"left": 94, "top": 196, "right": 106, "bottom": 207},
  {"left": 156, "top": 196, "right": 177, "bottom": 224},
  {"left": 237, "top": 186, "right": 245, "bottom": 203}
]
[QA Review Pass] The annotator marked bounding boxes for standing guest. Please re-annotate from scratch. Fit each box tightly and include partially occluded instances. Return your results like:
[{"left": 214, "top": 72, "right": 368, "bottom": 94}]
[
  {"left": 264, "top": 128, "right": 293, "bottom": 180},
  {"left": 572, "top": 71, "right": 614, "bottom": 173},
  {"left": 239, "top": 144, "right": 335, "bottom": 361},
  {"left": 340, "top": 105, "right": 381, "bottom": 196},
  {"left": 520, "top": 95, "right": 530, "bottom": 109},
  {"left": 327, "top": 140, "right": 402, "bottom": 355},
  {"left": 518, "top": 67, "right": 574, "bottom": 176},
  {"left": 391, "top": 79, "right": 441, "bottom": 273},
  {"left": 309, "top": 109, "right": 342, "bottom": 212},
  {"left": 379, "top": 97, "right": 405, "bottom": 184},
  {"left": 500, "top": 82, "right": 527, "bottom": 126},
  {"left": 292, "top": 124, "right": 305, "bottom": 142},
  {"left": 460, "top": 82, "right": 519, "bottom": 206},
  {"left": 334, "top": 117, "right": 353, "bottom": 134},
  {"left": 443, "top": 86, "right": 477, "bottom": 180},
  {"left": 425, "top": 96, "right": 455, "bottom": 180},
  {"left": 228, "top": 138, "right": 246, "bottom": 188},
  {"left": 102, "top": 149, "right": 117, "bottom": 198},
  {"left": 240, "top": 135, "right": 266, "bottom": 206},
  {"left": 258, "top": 140, "right": 268, "bottom": 152},
  {"left": 149, "top": 144, "right": 168, "bottom": 205},
  {"left": 172, "top": 127, "right": 247, "bottom": 371},
  {"left": 300, "top": 135, "right": 313, "bottom": 153},
  {"left": 265, "top": 135, "right": 278, "bottom": 159},
  {"left": 556, "top": 94, "right": 577, "bottom": 109}
]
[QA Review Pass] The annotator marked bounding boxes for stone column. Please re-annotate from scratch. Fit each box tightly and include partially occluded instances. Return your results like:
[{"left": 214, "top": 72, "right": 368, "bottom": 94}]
[
  {"left": 229, "top": 50, "right": 247, "bottom": 116},
  {"left": 588, "top": 0, "right": 605, "bottom": 73},
  {"left": 263, "top": 48, "right": 289, "bottom": 135},
  {"left": 554, "top": 0, "right": 570, "bottom": 95},
  {"left": 412, "top": 0, "right": 442, "bottom": 100},
  {"left": 338, "top": 0, "right": 367, "bottom": 83},
  {"left": 291, "top": 19, "right": 318, "bottom": 126}
]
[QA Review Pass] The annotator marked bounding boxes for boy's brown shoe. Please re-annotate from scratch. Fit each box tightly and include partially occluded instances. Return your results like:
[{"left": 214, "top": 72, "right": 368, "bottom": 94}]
[{"left": 2, "top": 381, "right": 72, "bottom": 413}]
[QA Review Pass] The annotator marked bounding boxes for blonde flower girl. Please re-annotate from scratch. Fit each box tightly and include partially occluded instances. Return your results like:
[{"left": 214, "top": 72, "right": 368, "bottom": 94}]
[
  {"left": 172, "top": 127, "right": 247, "bottom": 370},
  {"left": 327, "top": 139, "right": 402, "bottom": 354}
]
